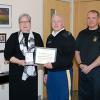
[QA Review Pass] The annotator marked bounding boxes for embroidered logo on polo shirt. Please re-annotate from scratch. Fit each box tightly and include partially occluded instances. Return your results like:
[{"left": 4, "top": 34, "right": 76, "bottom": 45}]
[{"left": 93, "top": 36, "right": 98, "bottom": 42}]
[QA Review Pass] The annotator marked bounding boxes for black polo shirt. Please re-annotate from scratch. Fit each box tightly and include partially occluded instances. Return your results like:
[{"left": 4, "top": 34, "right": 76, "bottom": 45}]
[{"left": 76, "top": 27, "right": 100, "bottom": 65}]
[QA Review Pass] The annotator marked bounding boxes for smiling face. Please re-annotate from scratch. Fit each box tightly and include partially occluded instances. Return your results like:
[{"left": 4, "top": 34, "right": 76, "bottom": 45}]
[
  {"left": 19, "top": 16, "right": 31, "bottom": 33},
  {"left": 87, "top": 11, "right": 99, "bottom": 30},
  {"left": 52, "top": 15, "right": 64, "bottom": 32}
]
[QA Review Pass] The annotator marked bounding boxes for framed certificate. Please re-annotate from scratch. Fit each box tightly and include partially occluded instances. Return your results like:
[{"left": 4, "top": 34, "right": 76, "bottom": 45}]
[{"left": 35, "top": 47, "right": 57, "bottom": 64}]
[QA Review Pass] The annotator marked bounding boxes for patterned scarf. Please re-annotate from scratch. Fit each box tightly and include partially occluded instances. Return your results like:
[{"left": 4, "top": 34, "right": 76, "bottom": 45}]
[{"left": 18, "top": 31, "right": 36, "bottom": 81}]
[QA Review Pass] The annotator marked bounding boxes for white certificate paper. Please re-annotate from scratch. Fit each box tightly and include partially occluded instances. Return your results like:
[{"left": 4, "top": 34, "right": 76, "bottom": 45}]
[
  {"left": 25, "top": 52, "right": 34, "bottom": 65},
  {"left": 35, "top": 47, "right": 57, "bottom": 64}
]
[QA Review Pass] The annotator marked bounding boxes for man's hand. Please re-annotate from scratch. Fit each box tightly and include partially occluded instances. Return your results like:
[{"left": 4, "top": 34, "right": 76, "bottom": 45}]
[
  {"left": 80, "top": 64, "right": 92, "bottom": 74},
  {"left": 43, "top": 63, "right": 53, "bottom": 69}
]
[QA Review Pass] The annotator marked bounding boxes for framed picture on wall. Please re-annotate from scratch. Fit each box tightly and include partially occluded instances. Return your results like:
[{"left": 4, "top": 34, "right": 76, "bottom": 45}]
[
  {"left": 0, "top": 33, "right": 6, "bottom": 52},
  {"left": 0, "top": 4, "right": 12, "bottom": 28}
]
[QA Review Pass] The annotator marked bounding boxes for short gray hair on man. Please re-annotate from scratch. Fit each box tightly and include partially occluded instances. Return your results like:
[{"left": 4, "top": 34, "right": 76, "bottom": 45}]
[
  {"left": 18, "top": 13, "right": 31, "bottom": 23},
  {"left": 51, "top": 14, "right": 65, "bottom": 27}
]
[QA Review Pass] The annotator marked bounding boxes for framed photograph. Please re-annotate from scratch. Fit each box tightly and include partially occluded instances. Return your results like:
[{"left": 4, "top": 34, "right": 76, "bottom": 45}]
[
  {"left": 0, "top": 33, "right": 6, "bottom": 52},
  {"left": 0, "top": 4, "right": 12, "bottom": 28}
]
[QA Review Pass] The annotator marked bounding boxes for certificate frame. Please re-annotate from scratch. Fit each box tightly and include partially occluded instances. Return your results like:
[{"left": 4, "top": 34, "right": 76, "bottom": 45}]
[{"left": 35, "top": 47, "right": 57, "bottom": 64}]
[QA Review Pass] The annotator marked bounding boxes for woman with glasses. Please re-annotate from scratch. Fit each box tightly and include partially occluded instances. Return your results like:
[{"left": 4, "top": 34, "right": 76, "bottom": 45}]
[{"left": 4, "top": 13, "right": 44, "bottom": 100}]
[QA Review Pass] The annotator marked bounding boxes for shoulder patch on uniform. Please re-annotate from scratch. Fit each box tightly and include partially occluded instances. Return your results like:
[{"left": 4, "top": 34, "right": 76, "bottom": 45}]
[{"left": 62, "top": 31, "right": 71, "bottom": 38}]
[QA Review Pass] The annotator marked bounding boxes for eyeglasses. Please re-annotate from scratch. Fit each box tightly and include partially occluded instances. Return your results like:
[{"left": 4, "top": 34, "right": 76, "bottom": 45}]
[{"left": 19, "top": 21, "right": 31, "bottom": 24}]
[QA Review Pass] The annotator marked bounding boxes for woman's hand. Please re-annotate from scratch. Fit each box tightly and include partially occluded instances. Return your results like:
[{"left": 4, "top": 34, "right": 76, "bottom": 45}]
[
  {"left": 10, "top": 56, "right": 25, "bottom": 66},
  {"left": 19, "top": 60, "right": 26, "bottom": 66}
]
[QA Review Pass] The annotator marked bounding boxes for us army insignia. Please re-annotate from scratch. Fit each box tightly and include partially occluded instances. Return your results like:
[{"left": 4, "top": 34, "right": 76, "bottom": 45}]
[{"left": 93, "top": 36, "right": 98, "bottom": 42}]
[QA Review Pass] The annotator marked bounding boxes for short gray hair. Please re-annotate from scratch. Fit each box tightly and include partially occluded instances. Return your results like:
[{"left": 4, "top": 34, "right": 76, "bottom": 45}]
[
  {"left": 18, "top": 13, "right": 31, "bottom": 23},
  {"left": 51, "top": 14, "right": 65, "bottom": 26}
]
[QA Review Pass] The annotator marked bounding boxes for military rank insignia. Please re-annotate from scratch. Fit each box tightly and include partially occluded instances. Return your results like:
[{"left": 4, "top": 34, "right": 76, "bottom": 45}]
[{"left": 93, "top": 36, "right": 98, "bottom": 42}]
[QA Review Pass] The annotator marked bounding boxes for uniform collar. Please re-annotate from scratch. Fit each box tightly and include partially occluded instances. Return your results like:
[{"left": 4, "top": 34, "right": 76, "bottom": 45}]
[
  {"left": 52, "top": 28, "right": 65, "bottom": 37},
  {"left": 87, "top": 26, "right": 100, "bottom": 31}
]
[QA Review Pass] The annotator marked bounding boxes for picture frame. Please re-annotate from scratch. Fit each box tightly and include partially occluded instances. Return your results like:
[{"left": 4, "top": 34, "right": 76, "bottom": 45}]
[
  {"left": 0, "top": 33, "right": 6, "bottom": 52},
  {"left": 0, "top": 4, "right": 12, "bottom": 28}
]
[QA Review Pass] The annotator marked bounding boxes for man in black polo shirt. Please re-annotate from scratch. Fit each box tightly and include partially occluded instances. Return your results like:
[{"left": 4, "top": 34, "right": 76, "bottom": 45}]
[{"left": 75, "top": 10, "right": 100, "bottom": 100}]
